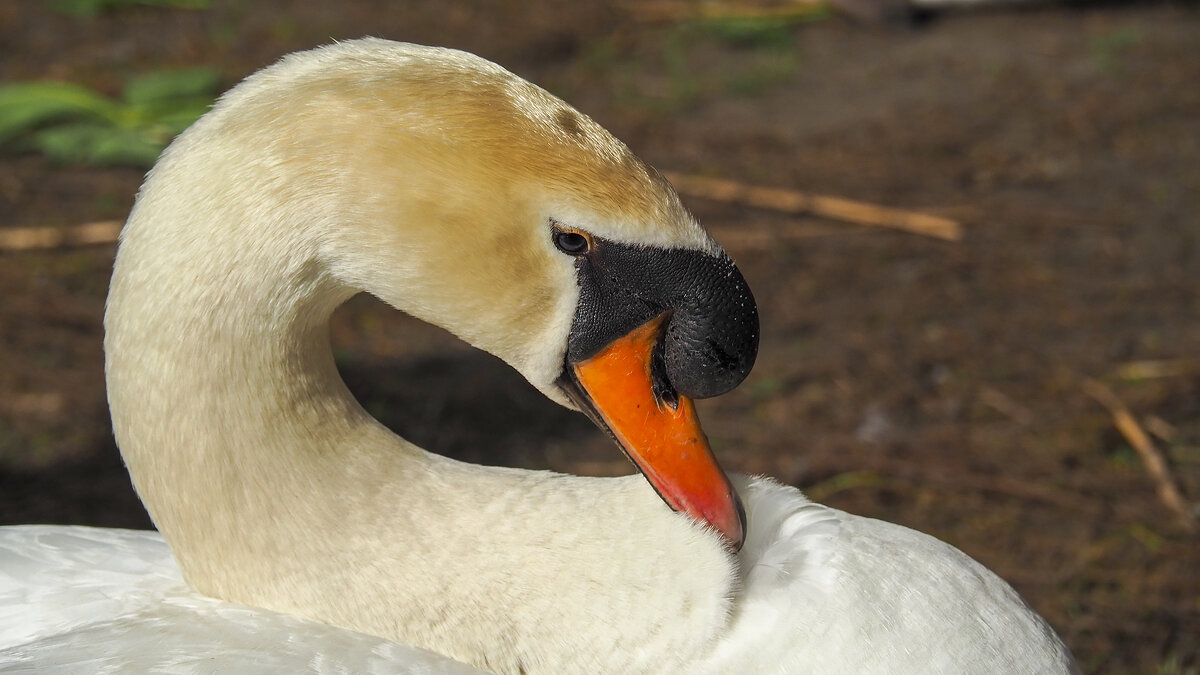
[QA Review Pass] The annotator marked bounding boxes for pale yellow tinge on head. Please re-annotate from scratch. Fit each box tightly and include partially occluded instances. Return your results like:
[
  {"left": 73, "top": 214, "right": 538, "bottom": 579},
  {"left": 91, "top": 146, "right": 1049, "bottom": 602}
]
[{"left": 165, "top": 39, "right": 715, "bottom": 397}]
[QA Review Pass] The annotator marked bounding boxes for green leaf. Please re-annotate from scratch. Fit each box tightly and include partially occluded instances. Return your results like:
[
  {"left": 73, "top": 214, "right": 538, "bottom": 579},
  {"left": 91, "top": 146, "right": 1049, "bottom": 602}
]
[
  {"left": 27, "top": 122, "right": 110, "bottom": 163},
  {"left": 123, "top": 68, "right": 219, "bottom": 106},
  {"left": 90, "top": 128, "right": 166, "bottom": 166},
  {"left": 151, "top": 101, "right": 212, "bottom": 134},
  {"left": 1, "top": 67, "right": 214, "bottom": 166},
  {"left": 30, "top": 122, "right": 163, "bottom": 166},
  {"left": 49, "top": 0, "right": 120, "bottom": 16},
  {"left": 51, "top": 0, "right": 211, "bottom": 16},
  {"left": 123, "top": 96, "right": 211, "bottom": 128},
  {"left": 699, "top": 17, "right": 798, "bottom": 50},
  {"left": 141, "top": 0, "right": 212, "bottom": 8},
  {"left": 0, "top": 82, "right": 119, "bottom": 144}
]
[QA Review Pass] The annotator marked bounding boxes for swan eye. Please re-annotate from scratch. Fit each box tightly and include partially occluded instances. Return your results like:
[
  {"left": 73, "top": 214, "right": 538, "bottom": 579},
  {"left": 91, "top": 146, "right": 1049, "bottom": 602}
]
[{"left": 553, "top": 229, "right": 591, "bottom": 256}]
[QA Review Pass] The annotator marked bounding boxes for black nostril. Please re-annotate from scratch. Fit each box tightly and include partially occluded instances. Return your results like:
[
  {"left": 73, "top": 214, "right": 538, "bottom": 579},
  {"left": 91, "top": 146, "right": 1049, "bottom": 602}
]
[
  {"left": 706, "top": 337, "right": 739, "bottom": 373},
  {"left": 650, "top": 342, "right": 680, "bottom": 411}
]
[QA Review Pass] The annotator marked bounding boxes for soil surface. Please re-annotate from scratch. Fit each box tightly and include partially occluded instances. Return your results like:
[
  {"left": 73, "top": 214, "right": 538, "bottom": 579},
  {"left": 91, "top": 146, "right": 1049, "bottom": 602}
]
[{"left": 2, "top": 1, "right": 1198, "bottom": 672}]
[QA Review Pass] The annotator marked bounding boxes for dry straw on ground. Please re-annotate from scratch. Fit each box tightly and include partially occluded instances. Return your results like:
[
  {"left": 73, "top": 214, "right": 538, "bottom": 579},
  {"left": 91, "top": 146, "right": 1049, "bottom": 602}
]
[{"left": 0, "top": 176, "right": 963, "bottom": 252}]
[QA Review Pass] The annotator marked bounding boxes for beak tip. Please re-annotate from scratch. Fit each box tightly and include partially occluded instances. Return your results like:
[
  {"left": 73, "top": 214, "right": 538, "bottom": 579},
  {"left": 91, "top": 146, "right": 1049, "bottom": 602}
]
[
  {"left": 713, "top": 484, "right": 746, "bottom": 552},
  {"left": 731, "top": 488, "right": 747, "bottom": 551}
]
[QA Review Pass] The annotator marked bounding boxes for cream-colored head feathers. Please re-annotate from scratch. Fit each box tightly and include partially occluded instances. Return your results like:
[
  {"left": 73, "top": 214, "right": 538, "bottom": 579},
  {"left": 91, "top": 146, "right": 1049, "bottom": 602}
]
[{"left": 130, "top": 39, "right": 714, "bottom": 400}]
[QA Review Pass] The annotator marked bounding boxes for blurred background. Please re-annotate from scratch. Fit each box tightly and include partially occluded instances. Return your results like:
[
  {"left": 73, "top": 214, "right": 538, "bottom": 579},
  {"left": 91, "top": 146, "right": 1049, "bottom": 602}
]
[{"left": 1, "top": 0, "right": 1197, "bottom": 671}]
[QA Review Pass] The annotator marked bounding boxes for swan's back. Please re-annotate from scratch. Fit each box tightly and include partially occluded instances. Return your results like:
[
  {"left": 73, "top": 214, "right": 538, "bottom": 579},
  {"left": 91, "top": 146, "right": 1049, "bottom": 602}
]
[
  {"left": 0, "top": 526, "right": 484, "bottom": 673},
  {"left": 2, "top": 488, "right": 1077, "bottom": 674},
  {"left": 715, "top": 478, "right": 1078, "bottom": 674}
]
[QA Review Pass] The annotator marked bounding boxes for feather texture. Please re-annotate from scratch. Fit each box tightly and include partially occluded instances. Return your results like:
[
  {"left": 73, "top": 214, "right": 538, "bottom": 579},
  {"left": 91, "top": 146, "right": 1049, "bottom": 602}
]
[
  {"left": 0, "top": 526, "right": 483, "bottom": 674},
  {"left": 1, "top": 478, "right": 1076, "bottom": 673}
]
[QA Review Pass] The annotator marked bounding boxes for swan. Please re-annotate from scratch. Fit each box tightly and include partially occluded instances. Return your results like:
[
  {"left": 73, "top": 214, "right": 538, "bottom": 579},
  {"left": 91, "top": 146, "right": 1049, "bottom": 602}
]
[{"left": 0, "top": 39, "right": 1076, "bottom": 673}]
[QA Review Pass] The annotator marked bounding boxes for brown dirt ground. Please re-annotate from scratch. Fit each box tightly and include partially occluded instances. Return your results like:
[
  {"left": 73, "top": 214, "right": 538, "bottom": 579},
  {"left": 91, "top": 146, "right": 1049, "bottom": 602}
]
[{"left": 2, "top": 1, "right": 1198, "bottom": 672}]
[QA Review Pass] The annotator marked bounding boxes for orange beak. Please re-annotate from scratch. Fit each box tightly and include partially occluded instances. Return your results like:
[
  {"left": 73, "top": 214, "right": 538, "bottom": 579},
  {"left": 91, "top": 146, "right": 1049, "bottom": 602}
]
[{"left": 563, "top": 313, "right": 745, "bottom": 551}]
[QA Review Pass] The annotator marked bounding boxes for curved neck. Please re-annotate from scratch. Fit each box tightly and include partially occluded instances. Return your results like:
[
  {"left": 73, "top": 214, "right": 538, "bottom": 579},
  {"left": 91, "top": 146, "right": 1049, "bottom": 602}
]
[{"left": 104, "top": 197, "right": 736, "bottom": 674}]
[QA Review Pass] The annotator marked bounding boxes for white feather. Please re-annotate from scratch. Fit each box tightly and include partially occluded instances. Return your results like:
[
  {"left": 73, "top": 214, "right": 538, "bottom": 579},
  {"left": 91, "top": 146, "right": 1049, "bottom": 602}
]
[
  {"left": 0, "top": 479, "right": 1076, "bottom": 673},
  {"left": 0, "top": 526, "right": 483, "bottom": 674}
]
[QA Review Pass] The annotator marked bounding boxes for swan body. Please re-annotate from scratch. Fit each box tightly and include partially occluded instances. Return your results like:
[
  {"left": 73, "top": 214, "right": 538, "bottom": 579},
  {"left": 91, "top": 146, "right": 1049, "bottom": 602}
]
[
  {"left": 0, "top": 39, "right": 1076, "bottom": 673},
  {"left": 2, "top": 478, "right": 1073, "bottom": 673},
  {"left": 0, "top": 526, "right": 483, "bottom": 673}
]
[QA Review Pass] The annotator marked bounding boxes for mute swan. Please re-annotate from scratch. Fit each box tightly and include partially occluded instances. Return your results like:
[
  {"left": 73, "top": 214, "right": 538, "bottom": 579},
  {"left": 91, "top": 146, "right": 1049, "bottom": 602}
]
[{"left": 0, "top": 39, "right": 1076, "bottom": 673}]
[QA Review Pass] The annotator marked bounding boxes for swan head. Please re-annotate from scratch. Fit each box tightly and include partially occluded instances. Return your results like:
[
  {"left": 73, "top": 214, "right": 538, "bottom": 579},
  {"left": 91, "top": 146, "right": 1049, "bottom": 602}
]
[{"left": 153, "top": 39, "right": 758, "bottom": 548}]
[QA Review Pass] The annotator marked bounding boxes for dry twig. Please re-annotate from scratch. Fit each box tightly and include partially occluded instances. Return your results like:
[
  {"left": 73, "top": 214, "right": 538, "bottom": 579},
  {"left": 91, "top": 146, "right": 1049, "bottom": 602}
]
[
  {"left": 1113, "top": 358, "right": 1200, "bottom": 381},
  {"left": 1143, "top": 415, "right": 1178, "bottom": 444},
  {"left": 705, "top": 222, "right": 861, "bottom": 250},
  {"left": 1082, "top": 378, "right": 1196, "bottom": 531},
  {"left": 3, "top": 175, "right": 964, "bottom": 252},
  {"left": 664, "top": 172, "right": 963, "bottom": 241},
  {"left": 977, "top": 384, "right": 1034, "bottom": 426},
  {"left": 0, "top": 220, "right": 122, "bottom": 252}
]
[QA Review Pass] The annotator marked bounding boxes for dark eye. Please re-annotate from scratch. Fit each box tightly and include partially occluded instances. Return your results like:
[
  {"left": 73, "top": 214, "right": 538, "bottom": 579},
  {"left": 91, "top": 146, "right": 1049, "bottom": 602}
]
[{"left": 554, "top": 230, "right": 590, "bottom": 255}]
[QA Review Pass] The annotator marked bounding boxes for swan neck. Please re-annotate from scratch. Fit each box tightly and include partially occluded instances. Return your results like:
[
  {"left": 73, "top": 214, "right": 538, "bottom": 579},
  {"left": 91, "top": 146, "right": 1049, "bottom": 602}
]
[{"left": 105, "top": 204, "right": 382, "bottom": 563}]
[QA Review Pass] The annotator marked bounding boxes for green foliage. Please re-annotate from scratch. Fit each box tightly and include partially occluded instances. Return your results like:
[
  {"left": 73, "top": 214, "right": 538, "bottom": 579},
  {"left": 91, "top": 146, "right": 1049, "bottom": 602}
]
[
  {"left": 1090, "top": 25, "right": 1143, "bottom": 74},
  {"left": 0, "top": 67, "right": 217, "bottom": 166},
  {"left": 576, "top": 10, "right": 818, "bottom": 116},
  {"left": 693, "top": 14, "right": 823, "bottom": 50},
  {"left": 1156, "top": 654, "right": 1200, "bottom": 675},
  {"left": 50, "top": 0, "right": 211, "bottom": 17}
]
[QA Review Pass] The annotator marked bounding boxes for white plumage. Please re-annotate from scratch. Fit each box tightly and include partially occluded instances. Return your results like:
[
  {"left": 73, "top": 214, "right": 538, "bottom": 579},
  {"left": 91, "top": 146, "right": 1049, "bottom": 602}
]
[
  {"left": 2, "top": 478, "right": 1074, "bottom": 672},
  {"left": 0, "top": 39, "right": 1076, "bottom": 673},
  {"left": 0, "top": 526, "right": 482, "bottom": 673}
]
